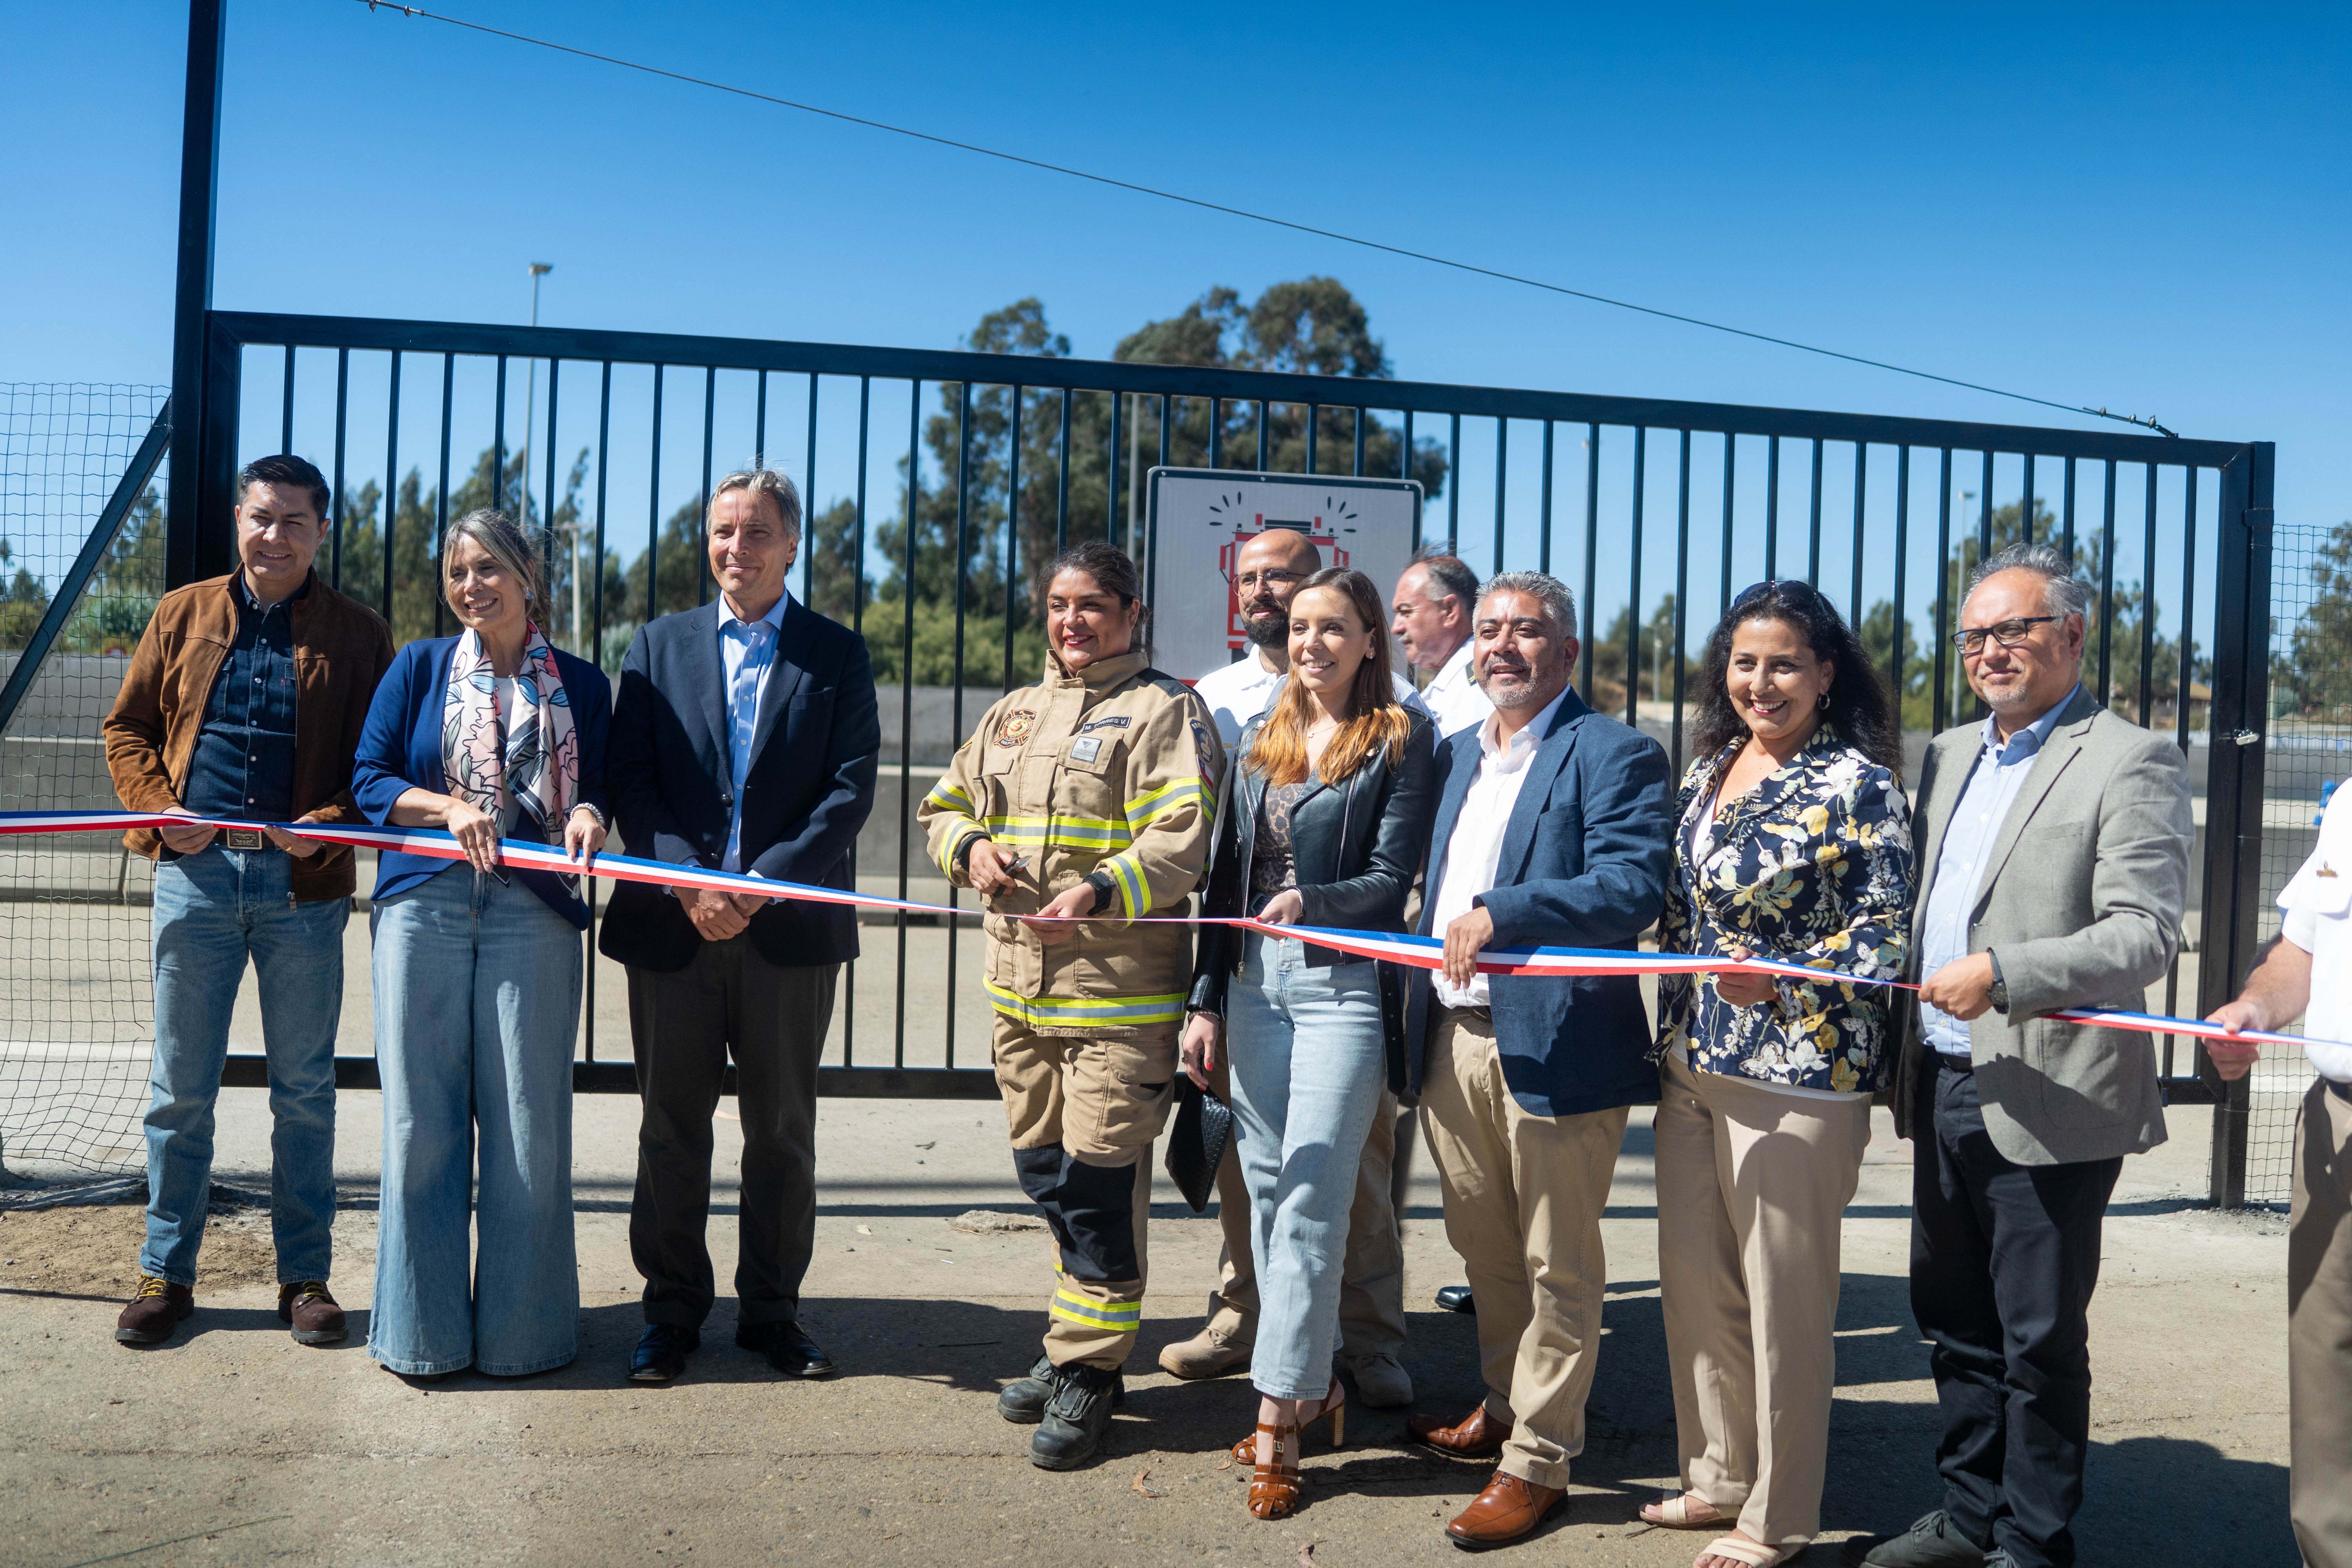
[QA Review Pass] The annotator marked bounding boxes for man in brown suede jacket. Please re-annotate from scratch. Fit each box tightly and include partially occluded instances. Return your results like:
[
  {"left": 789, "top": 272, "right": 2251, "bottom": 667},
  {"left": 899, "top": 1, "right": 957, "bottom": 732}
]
[{"left": 102, "top": 455, "right": 392, "bottom": 1348}]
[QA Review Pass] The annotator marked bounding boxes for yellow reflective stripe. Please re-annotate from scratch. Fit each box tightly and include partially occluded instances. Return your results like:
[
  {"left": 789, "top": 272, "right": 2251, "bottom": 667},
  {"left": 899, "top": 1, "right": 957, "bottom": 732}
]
[
  {"left": 935, "top": 820, "right": 985, "bottom": 878},
  {"left": 1051, "top": 1290, "right": 1142, "bottom": 1328},
  {"left": 979, "top": 815, "right": 1134, "bottom": 851},
  {"left": 1121, "top": 777, "right": 1203, "bottom": 828},
  {"left": 984, "top": 982, "right": 1187, "bottom": 1028},
  {"left": 1097, "top": 853, "right": 1148, "bottom": 919},
  {"left": 923, "top": 779, "right": 975, "bottom": 814}
]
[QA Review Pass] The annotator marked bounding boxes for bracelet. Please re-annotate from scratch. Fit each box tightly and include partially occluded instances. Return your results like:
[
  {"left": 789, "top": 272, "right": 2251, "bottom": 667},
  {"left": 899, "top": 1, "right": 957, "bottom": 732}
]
[{"left": 572, "top": 802, "right": 608, "bottom": 829}]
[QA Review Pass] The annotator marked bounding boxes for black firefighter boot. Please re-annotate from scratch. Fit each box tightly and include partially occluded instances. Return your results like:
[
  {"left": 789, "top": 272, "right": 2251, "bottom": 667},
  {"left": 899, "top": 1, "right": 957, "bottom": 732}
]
[
  {"left": 1029, "top": 1363, "right": 1123, "bottom": 1468},
  {"left": 1000, "top": 1354, "right": 1125, "bottom": 1424}
]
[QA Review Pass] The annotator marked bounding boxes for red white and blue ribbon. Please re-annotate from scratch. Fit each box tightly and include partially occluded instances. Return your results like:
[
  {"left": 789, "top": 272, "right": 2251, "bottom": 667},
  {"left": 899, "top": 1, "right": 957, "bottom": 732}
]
[{"left": 0, "top": 809, "right": 2318, "bottom": 1052}]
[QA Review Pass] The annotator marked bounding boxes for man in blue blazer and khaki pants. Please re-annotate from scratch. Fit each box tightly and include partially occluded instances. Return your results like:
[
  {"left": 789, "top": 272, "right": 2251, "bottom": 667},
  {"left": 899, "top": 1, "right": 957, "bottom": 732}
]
[
  {"left": 1401, "top": 570, "right": 1673, "bottom": 1549},
  {"left": 602, "top": 468, "right": 879, "bottom": 1385}
]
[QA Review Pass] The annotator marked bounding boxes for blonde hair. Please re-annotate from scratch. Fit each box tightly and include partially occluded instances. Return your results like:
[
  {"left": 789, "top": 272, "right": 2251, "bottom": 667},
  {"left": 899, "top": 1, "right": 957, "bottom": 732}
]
[
  {"left": 1245, "top": 568, "right": 1412, "bottom": 786},
  {"left": 443, "top": 509, "right": 542, "bottom": 612}
]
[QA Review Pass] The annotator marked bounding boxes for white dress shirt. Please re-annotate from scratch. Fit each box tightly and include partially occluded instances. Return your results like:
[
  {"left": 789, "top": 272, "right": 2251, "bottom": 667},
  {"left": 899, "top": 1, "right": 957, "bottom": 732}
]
[
  {"left": 717, "top": 587, "right": 789, "bottom": 874},
  {"left": 1191, "top": 644, "right": 1430, "bottom": 746},
  {"left": 1419, "top": 638, "right": 1493, "bottom": 739},
  {"left": 2281, "top": 793, "right": 2352, "bottom": 1082},
  {"left": 1428, "top": 684, "right": 1574, "bottom": 1010}
]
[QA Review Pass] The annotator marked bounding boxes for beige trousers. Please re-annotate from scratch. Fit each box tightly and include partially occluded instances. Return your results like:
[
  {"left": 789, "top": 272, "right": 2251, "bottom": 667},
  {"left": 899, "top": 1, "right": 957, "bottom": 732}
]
[
  {"left": 1419, "top": 1009, "right": 1628, "bottom": 1492},
  {"left": 2292, "top": 1078, "right": 2352, "bottom": 1568},
  {"left": 1198, "top": 1062, "right": 1410, "bottom": 1360},
  {"left": 1653, "top": 1050, "right": 1870, "bottom": 1548}
]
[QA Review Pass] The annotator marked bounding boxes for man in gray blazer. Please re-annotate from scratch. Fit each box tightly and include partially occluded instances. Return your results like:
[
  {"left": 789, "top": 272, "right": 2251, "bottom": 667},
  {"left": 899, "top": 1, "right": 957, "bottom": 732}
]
[{"left": 1859, "top": 543, "right": 2191, "bottom": 1568}]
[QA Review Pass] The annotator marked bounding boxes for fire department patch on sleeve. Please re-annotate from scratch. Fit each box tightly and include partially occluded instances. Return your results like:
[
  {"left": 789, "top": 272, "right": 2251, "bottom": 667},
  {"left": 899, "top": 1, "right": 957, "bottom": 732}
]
[
  {"left": 995, "top": 709, "right": 1038, "bottom": 748},
  {"left": 1192, "top": 717, "right": 1215, "bottom": 780}
]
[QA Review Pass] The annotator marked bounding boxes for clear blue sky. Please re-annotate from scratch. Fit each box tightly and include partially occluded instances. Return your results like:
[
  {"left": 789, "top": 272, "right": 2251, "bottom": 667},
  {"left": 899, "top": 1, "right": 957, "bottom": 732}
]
[{"left": 4, "top": 1, "right": 2345, "bottom": 655}]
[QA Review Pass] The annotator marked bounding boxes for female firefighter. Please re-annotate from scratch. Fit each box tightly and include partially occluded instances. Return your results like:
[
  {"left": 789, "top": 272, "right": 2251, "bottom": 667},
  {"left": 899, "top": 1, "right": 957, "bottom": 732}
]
[{"left": 919, "top": 539, "right": 1222, "bottom": 1470}]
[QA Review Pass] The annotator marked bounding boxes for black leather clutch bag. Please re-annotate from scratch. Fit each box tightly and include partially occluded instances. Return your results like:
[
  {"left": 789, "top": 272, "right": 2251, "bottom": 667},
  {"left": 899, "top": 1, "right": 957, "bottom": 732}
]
[{"left": 1163, "top": 1076, "right": 1234, "bottom": 1214}]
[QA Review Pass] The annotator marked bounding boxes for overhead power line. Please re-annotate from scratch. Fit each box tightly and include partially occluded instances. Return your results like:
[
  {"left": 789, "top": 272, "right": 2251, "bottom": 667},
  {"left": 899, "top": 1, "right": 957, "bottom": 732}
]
[{"left": 352, "top": 0, "right": 2175, "bottom": 438}]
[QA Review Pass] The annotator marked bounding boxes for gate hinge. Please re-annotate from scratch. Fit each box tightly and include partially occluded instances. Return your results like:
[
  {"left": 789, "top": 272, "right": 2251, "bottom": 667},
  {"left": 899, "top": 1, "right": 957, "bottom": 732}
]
[
  {"left": 2246, "top": 506, "right": 2273, "bottom": 541},
  {"left": 2231, "top": 728, "right": 2262, "bottom": 747}
]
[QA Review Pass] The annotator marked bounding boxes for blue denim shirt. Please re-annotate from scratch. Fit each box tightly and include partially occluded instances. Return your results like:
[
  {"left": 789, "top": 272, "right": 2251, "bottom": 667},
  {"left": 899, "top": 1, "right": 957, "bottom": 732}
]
[
  {"left": 1916, "top": 686, "right": 2080, "bottom": 1055},
  {"left": 181, "top": 573, "right": 306, "bottom": 821}
]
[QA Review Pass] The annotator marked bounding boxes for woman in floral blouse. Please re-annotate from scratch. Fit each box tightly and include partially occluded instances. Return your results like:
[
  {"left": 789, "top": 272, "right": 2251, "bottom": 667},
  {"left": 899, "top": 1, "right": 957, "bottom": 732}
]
[{"left": 1640, "top": 579, "right": 1913, "bottom": 1568}]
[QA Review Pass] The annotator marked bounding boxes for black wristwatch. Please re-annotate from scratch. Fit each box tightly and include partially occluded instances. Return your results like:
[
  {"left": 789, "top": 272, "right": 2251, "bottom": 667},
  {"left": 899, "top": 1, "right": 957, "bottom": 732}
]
[{"left": 1986, "top": 949, "right": 2009, "bottom": 1015}]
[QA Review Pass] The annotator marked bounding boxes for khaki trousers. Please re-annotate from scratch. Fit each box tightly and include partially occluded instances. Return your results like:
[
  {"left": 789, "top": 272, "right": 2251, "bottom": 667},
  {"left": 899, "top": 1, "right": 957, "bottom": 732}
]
[
  {"left": 1655, "top": 1050, "right": 1870, "bottom": 1549},
  {"left": 2292, "top": 1078, "right": 2352, "bottom": 1568},
  {"left": 1199, "top": 1059, "right": 1411, "bottom": 1360},
  {"left": 1419, "top": 1009, "right": 1628, "bottom": 1491},
  {"left": 993, "top": 1014, "right": 1174, "bottom": 1370}
]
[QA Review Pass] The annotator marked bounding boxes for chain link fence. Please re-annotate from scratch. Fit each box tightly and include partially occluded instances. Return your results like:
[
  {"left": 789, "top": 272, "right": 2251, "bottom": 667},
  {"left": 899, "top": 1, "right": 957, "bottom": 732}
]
[
  {"left": 2250, "top": 518, "right": 2352, "bottom": 1202},
  {"left": 0, "top": 383, "right": 170, "bottom": 1181}
]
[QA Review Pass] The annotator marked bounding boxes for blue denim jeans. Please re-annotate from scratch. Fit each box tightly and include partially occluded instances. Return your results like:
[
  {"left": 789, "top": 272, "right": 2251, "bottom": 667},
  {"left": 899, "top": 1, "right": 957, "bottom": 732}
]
[
  {"left": 1224, "top": 932, "right": 1387, "bottom": 1401},
  {"left": 370, "top": 866, "right": 582, "bottom": 1376},
  {"left": 143, "top": 845, "right": 347, "bottom": 1286}
]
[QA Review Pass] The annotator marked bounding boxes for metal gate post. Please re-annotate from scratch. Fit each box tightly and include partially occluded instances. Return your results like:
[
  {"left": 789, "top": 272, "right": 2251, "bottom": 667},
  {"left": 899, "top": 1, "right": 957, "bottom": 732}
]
[
  {"left": 166, "top": 0, "right": 229, "bottom": 589},
  {"left": 2197, "top": 441, "right": 2275, "bottom": 1205}
]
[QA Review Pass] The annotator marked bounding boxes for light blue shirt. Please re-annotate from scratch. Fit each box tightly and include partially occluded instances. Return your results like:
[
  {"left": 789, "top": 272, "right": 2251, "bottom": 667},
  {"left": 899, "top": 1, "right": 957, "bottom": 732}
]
[
  {"left": 1917, "top": 686, "right": 2081, "bottom": 1055},
  {"left": 718, "top": 588, "right": 789, "bottom": 874}
]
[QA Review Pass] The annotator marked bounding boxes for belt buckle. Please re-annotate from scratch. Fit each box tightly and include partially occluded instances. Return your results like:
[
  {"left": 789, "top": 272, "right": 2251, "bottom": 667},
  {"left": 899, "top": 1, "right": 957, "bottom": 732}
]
[{"left": 221, "top": 828, "right": 267, "bottom": 851}]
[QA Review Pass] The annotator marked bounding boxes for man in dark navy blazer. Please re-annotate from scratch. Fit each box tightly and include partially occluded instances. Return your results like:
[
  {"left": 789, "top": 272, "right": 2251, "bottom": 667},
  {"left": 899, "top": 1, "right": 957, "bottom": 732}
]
[
  {"left": 601, "top": 468, "right": 879, "bottom": 1385},
  {"left": 1399, "top": 570, "right": 1671, "bottom": 1550}
]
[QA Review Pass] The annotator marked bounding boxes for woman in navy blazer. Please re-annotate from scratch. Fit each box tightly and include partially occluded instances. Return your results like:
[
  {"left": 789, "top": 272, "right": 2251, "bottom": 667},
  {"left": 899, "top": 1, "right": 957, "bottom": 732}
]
[{"left": 350, "top": 510, "right": 610, "bottom": 1379}]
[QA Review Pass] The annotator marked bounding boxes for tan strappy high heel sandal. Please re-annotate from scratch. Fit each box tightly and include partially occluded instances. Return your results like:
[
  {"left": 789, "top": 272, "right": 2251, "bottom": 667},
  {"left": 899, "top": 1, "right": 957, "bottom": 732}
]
[
  {"left": 1247, "top": 1421, "right": 1302, "bottom": 1519},
  {"left": 1229, "top": 1381, "right": 1346, "bottom": 1465}
]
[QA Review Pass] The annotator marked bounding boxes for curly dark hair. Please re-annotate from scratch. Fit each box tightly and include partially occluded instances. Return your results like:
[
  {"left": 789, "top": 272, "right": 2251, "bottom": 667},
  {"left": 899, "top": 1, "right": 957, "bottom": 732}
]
[{"left": 1688, "top": 581, "right": 1903, "bottom": 775}]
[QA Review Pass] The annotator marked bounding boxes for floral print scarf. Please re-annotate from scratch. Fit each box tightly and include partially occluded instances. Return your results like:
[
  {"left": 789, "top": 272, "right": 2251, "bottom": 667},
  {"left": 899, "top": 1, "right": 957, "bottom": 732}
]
[{"left": 442, "top": 621, "right": 578, "bottom": 841}]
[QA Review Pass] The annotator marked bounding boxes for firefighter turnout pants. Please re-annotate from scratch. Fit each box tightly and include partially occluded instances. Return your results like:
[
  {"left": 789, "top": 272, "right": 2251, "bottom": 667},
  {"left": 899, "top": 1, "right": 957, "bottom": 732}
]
[{"left": 993, "top": 1013, "right": 1178, "bottom": 1371}]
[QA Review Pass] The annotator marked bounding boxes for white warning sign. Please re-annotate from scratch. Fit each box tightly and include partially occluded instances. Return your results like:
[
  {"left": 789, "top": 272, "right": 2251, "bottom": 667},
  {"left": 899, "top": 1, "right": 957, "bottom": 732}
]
[{"left": 1144, "top": 468, "right": 1424, "bottom": 682}]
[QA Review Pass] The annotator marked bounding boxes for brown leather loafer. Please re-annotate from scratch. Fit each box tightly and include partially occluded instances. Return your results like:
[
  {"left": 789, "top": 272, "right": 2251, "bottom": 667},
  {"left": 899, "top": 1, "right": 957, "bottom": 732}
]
[
  {"left": 1445, "top": 1472, "right": 1567, "bottom": 1548},
  {"left": 278, "top": 1281, "right": 347, "bottom": 1346},
  {"left": 1408, "top": 1404, "right": 1515, "bottom": 1457},
  {"left": 115, "top": 1275, "right": 194, "bottom": 1345}
]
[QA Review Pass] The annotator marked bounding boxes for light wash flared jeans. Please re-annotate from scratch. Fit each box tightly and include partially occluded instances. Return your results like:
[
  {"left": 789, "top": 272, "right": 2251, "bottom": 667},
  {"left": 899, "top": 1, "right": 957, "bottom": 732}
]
[
  {"left": 369, "top": 866, "right": 582, "bottom": 1376},
  {"left": 1223, "top": 932, "right": 1387, "bottom": 1401}
]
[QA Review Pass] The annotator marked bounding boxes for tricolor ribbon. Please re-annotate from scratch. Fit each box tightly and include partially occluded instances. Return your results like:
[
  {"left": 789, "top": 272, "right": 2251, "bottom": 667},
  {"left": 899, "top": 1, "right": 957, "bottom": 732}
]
[{"left": 0, "top": 810, "right": 2321, "bottom": 1054}]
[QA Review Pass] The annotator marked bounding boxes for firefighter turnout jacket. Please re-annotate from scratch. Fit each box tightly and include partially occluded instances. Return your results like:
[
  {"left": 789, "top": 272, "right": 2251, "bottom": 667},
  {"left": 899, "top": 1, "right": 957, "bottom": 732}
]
[{"left": 919, "top": 648, "right": 1223, "bottom": 1034}]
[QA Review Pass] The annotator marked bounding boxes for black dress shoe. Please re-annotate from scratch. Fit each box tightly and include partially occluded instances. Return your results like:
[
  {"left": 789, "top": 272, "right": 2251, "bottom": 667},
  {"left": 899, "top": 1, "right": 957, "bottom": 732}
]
[
  {"left": 1435, "top": 1284, "right": 1476, "bottom": 1314},
  {"left": 738, "top": 1319, "right": 836, "bottom": 1379},
  {"left": 629, "top": 1323, "right": 700, "bottom": 1383}
]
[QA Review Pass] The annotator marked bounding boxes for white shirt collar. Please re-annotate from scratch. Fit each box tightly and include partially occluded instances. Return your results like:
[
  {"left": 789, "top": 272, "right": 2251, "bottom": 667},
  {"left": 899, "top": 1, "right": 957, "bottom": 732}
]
[
  {"left": 1477, "top": 682, "right": 1572, "bottom": 764},
  {"left": 1431, "top": 637, "right": 1476, "bottom": 688},
  {"left": 721, "top": 585, "right": 791, "bottom": 635}
]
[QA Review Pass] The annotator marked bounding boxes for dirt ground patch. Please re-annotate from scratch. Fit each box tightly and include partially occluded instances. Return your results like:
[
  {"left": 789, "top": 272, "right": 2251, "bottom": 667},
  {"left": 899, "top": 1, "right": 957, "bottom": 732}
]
[{"left": 0, "top": 1199, "right": 288, "bottom": 1297}]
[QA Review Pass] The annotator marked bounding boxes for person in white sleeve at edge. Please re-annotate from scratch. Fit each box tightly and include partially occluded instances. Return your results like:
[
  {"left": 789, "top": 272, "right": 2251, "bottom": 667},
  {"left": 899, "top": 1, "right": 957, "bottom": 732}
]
[
  {"left": 1392, "top": 550, "right": 1493, "bottom": 740},
  {"left": 2206, "top": 786, "right": 2352, "bottom": 1568},
  {"left": 1164, "top": 524, "right": 1428, "bottom": 1408}
]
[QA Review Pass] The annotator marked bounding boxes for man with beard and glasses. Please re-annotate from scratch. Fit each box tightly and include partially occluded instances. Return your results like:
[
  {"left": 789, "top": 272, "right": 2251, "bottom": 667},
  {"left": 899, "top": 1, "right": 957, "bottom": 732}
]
[
  {"left": 1402, "top": 572, "right": 1671, "bottom": 1549},
  {"left": 1165, "top": 525, "right": 1429, "bottom": 1407}
]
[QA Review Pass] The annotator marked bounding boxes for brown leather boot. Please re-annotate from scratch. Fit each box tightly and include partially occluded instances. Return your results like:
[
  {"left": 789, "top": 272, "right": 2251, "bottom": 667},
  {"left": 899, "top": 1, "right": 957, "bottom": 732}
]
[
  {"left": 114, "top": 1275, "right": 194, "bottom": 1345},
  {"left": 278, "top": 1281, "right": 347, "bottom": 1346},
  {"left": 1406, "top": 1403, "right": 1514, "bottom": 1457},
  {"left": 1445, "top": 1471, "right": 1567, "bottom": 1547}
]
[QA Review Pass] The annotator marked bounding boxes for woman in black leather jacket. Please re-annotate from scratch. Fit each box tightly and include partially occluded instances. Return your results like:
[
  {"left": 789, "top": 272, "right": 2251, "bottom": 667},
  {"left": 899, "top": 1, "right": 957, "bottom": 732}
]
[{"left": 1179, "top": 567, "right": 1438, "bottom": 1519}]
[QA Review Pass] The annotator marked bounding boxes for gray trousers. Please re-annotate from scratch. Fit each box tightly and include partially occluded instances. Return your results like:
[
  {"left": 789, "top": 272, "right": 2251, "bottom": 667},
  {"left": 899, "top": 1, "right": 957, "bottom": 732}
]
[{"left": 626, "top": 935, "right": 837, "bottom": 1330}]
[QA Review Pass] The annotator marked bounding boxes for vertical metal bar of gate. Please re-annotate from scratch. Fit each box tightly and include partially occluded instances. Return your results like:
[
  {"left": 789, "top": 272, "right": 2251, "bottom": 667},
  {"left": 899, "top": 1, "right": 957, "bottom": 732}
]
[
  {"left": 1932, "top": 450, "right": 1951, "bottom": 733},
  {"left": 1492, "top": 419, "right": 1507, "bottom": 571},
  {"left": 1447, "top": 414, "right": 1461, "bottom": 554},
  {"left": 894, "top": 382, "right": 921, "bottom": 1069},
  {"left": 947, "top": 380, "right": 972, "bottom": 1071},
  {"left": 381, "top": 352, "right": 400, "bottom": 623},
  {"left": 1891, "top": 447, "right": 1910, "bottom": 703},
  {"left": 492, "top": 357, "right": 508, "bottom": 515},
  {"left": 330, "top": 349, "right": 349, "bottom": 589},
  {"left": 1718, "top": 434, "right": 1735, "bottom": 616},
  {"left": 2197, "top": 443, "right": 2274, "bottom": 1207},
  {"left": 1626, "top": 427, "right": 1645, "bottom": 726},
  {"left": 1671, "top": 431, "right": 1690, "bottom": 776},
  {"left": 1538, "top": 421, "right": 1554, "bottom": 577},
  {"left": 848, "top": 375, "right": 871, "bottom": 1069},
  {"left": 1580, "top": 425, "right": 1598, "bottom": 699}
]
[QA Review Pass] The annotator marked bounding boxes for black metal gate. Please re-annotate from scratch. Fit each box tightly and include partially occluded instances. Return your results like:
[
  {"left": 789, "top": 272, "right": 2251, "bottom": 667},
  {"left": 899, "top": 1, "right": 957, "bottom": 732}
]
[{"left": 143, "top": 309, "right": 2267, "bottom": 1187}]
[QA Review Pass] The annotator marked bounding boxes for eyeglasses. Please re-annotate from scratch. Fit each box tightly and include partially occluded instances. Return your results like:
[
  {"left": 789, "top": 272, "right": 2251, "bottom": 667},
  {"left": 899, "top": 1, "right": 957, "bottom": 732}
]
[
  {"left": 1235, "top": 568, "right": 1308, "bottom": 592},
  {"left": 1731, "top": 579, "right": 1827, "bottom": 612},
  {"left": 1949, "top": 615, "right": 2057, "bottom": 655}
]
